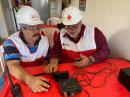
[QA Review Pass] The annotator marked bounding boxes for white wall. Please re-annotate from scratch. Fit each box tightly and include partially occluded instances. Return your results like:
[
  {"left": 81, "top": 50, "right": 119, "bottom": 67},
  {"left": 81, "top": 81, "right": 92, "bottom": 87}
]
[
  {"left": 0, "top": 2, "right": 8, "bottom": 38},
  {"left": 71, "top": 0, "right": 130, "bottom": 60}
]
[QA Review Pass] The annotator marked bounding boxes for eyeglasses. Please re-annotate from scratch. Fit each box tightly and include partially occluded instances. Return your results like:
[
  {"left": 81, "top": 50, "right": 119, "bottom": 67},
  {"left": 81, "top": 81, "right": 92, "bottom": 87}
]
[{"left": 25, "top": 25, "right": 41, "bottom": 31}]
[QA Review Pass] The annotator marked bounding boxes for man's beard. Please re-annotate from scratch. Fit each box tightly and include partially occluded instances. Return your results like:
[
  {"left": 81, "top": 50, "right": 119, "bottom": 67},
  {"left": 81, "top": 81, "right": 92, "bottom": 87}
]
[{"left": 69, "top": 31, "right": 79, "bottom": 38}]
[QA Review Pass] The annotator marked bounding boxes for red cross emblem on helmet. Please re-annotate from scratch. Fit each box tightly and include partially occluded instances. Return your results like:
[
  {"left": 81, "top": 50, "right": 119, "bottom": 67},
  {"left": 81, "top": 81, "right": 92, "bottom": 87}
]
[
  {"left": 31, "top": 15, "right": 38, "bottom": 21},
  {"left": 67, "top": 15, "right": 72, "bottom": 20}
]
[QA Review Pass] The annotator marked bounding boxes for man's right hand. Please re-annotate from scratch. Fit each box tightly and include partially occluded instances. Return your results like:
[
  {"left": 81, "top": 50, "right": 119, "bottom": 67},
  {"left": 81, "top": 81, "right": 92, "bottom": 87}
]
[
  {"left": 45, "top": 63, "right": 58, "bottom": 73},
  {"left": 26, "top": 76, "right": 50, "bottom": 92},
  {"left": 6, "top": 60, "right": 50, "bottom": 93}
]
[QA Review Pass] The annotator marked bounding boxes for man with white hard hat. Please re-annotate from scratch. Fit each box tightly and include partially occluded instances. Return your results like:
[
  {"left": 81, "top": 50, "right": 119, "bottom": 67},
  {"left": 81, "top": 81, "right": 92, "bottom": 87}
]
[
  {"left": 45, "top": 6, "right": 111, "bottom": 73},
  {"left": 3, "top": 6, "right": 50, "bottom": 92}
]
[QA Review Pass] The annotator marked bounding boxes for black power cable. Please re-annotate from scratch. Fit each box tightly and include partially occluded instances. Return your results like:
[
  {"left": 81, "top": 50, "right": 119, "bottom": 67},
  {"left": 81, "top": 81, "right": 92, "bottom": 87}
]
[{"left": 71, "top": 62, "right": 117, "bottom": 97}]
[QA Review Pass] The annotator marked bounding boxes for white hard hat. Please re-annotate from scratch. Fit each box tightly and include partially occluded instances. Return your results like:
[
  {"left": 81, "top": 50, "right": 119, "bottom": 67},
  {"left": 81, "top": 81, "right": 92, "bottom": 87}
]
[
  {"left": 17, "top": 6, "right": 44, "bottom": 25},
  {"left": 62, "top": 6, "right": 82, "bottom": 25}
]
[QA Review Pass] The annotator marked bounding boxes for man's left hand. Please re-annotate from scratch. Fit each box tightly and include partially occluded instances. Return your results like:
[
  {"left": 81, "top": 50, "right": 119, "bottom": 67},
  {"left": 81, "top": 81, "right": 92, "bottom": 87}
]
[{"left": 74, "top": 54, "right": 91, "bottom": 68}]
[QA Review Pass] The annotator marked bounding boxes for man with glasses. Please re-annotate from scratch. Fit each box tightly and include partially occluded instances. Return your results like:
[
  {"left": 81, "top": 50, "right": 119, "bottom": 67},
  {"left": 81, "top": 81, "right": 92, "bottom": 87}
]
[
  {"left": 45, "top": 6, "right": 111, "bottom": 73},
  {"left": 3, "top": 6, "right": 50, "bottom": 92}
]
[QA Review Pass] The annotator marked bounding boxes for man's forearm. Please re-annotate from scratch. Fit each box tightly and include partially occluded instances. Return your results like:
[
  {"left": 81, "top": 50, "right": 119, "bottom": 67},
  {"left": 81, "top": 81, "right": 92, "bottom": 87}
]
[
  {"left": 7, "top": 60, "right": 33, "bottom": 84},
  {"left": 92, "top": 49, "right": 111, "bottom": 63}
]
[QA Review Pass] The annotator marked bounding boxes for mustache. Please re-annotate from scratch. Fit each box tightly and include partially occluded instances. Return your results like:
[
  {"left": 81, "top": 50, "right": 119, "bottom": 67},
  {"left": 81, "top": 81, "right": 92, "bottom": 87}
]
[{"left": 33, "top": 33, "right": 40, "bottom": 37}]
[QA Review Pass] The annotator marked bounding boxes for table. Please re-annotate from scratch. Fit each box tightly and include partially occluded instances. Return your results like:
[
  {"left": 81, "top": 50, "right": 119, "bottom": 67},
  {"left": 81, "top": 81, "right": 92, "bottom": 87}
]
[{"left": 0, "top": 59, "right": 130, "bottom": 97}]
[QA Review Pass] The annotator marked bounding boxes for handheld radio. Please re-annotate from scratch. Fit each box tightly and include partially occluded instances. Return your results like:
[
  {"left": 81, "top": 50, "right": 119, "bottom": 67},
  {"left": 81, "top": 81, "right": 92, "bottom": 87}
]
[
  {"left": 2, "top": 54, "right": 22, "bottom": 97},
  {"left": 5, "top": 66, "right": 22, "bottom": 97}
]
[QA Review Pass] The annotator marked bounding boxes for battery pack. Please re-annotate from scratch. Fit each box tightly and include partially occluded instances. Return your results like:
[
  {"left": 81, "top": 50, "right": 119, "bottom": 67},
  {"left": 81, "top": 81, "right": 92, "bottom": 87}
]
[{"left": 118, "top": 67, "right": 130, "bottom": 91}]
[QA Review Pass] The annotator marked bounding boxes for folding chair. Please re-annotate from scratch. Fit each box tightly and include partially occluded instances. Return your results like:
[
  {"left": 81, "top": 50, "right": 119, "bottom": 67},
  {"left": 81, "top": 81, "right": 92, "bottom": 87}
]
[
  {"left": 40, "top": 25, "right": 59, "bottom": 48},
  {"left": 0, "top": 45, "right": 4, "bottom": 91},
  {"left": 0, "top": 45, "right": 4, "bottom": 72},
  {"left": 47, "top": 17, "right": 61, "bottom": 25}
]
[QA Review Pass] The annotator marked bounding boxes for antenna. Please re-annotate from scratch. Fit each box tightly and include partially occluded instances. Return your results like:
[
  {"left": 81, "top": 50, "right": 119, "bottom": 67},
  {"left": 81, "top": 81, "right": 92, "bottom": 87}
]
[{"left": 5, "top": 65, "right": 14, "bottom": 86}]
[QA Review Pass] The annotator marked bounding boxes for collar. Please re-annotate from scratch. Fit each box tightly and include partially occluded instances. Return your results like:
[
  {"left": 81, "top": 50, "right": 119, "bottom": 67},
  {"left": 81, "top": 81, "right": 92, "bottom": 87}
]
[
  {"left": 19, "top": 31, "right": 41, "bottom": 46},
  {"left": 63, "top": 24, "right": 85, "bottom": 43}
]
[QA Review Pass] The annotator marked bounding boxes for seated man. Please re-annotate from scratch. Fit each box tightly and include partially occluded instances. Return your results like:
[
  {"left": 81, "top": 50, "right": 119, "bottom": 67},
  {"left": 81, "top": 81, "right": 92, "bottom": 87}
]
[
  {"left": 3, "top": 6, "right": 50, "bottom": 92},
  {"left": 45, "top": 6, "right": 111, "bottom": 73}
]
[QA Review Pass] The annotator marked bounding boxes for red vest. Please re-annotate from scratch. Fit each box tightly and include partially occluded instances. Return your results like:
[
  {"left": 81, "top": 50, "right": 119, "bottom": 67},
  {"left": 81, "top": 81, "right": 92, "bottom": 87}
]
[{"left": 60, "top": 25, "right": 96, "bottom": 63}]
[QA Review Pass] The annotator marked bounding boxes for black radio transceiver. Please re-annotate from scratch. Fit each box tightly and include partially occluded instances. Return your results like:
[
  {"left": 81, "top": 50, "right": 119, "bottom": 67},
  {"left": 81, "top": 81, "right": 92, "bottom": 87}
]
[
  {"left": 11, "top": 83, "right": 22, "bottom": 97},
  {"left": 52, "top": 71, "right": 69, "bottom": 81},
  {"left": 5, "top": 65, "right": 22, "bottom": 97},
  {"left": 59, "top": 78, "right": 81, "bottom": 96}
]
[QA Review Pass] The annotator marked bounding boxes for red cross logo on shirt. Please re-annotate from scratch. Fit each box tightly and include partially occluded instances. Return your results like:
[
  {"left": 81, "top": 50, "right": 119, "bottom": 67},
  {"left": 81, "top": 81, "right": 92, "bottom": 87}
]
[{"left": 67, "top": 15, "right": 72, "bottom": 20}]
